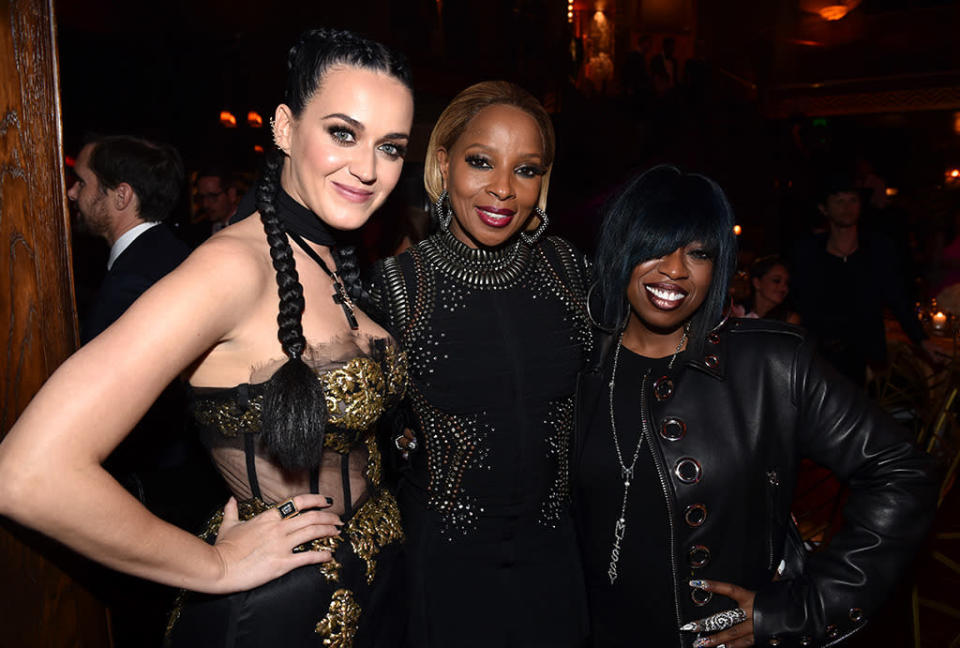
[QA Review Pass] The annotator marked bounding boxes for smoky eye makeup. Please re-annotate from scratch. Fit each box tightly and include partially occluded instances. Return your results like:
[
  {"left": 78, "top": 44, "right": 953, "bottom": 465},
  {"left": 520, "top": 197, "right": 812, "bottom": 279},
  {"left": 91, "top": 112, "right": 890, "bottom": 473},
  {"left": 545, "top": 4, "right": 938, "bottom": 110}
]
[
  {"left": 465, "top": 154, "right": 492, "bottom": 169},
  {"left": 327, "top": 123, "right": 358, "bottom": 145},
  {"left": 516, "top": 163, "right": 546, "bottom": 178},
  {"left": 379, "top": 141, "right": 408, "bottom": 159}
]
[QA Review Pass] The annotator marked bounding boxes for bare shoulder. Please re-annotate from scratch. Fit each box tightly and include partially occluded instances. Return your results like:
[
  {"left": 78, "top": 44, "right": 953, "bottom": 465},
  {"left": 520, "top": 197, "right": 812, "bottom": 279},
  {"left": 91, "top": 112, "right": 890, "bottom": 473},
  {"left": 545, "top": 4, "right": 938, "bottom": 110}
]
[{"left": 172, "top": 217, "right": 272, "bottom": 304}]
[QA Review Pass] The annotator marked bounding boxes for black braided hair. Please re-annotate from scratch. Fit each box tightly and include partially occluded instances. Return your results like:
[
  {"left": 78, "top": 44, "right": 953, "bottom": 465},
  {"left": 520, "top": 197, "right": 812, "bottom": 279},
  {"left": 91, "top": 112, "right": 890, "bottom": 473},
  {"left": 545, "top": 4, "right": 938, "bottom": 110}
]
[
  {"left": 256, "top": 29, "right": 411, "bottom": 471},
  {"left": 257, "top": 152, "right": 327, "bottom": 470}
]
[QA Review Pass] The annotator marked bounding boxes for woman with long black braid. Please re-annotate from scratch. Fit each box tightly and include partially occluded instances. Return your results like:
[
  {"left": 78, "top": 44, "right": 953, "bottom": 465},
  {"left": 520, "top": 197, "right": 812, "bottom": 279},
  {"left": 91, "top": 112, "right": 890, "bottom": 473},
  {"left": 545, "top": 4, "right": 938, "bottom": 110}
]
[{"left": 0, "top": 29, "right": 414, "bottom": 647}]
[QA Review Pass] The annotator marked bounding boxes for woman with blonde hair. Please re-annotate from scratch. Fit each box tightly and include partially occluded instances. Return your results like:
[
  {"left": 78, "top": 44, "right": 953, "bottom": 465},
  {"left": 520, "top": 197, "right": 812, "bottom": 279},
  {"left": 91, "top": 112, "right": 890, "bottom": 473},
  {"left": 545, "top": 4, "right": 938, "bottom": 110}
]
[{"left": 371, "top": 81, "right": 591, "bottom": 646}]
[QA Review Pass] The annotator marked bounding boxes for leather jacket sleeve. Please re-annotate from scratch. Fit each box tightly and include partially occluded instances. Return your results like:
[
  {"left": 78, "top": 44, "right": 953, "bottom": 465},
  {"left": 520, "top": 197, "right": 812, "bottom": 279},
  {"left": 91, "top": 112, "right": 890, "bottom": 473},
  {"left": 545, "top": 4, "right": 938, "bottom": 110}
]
[{"left": 752, "top": 338, "right": 938, "bottom": 646}]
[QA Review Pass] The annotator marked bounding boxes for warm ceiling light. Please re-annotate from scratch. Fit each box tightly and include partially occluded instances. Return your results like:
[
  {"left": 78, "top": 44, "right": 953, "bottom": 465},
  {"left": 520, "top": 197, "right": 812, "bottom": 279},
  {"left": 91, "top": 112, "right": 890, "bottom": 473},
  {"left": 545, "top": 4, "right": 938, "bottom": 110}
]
[
  {"left": 220, "top": 111, "right": 237, "bottom": 128},
  {"left": 253, "top": 145, "right": 265, "bottom": 154},
  {"left": 819, "top": 5, "right": 850, "bottom": 20},
  {"left": 733, "top": 225, "right": 742, "bottom": 236},
  {"left": 885, "top": 187, "right": 898, "bottom": 196},
  {"left": 247, "top": 111, "right": 263, "bottom": 128},
  {"left": 952, "top": 169, "right": 960, "bottom": 178}
]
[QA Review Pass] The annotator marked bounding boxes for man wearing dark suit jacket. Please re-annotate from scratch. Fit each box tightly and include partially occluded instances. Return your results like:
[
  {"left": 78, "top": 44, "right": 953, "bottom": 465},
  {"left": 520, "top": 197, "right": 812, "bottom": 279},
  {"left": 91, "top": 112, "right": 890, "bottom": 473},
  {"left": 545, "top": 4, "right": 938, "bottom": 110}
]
[{"left": 69, "top": 136, "right": 190, "bottom": 342}]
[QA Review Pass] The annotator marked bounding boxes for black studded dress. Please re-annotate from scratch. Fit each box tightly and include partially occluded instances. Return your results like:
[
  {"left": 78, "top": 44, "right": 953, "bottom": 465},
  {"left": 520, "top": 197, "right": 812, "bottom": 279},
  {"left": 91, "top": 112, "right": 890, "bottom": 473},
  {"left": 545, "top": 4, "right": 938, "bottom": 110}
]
[{"left": 371, "top": 230, "right": 593, "bottom": 647}]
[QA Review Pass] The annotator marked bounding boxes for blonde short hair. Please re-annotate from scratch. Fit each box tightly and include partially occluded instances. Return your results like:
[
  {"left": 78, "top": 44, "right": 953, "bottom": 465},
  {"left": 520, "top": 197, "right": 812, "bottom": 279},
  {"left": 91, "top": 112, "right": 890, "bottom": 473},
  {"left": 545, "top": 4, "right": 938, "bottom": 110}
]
[{"left": 424, "top": 81, "right": 555, "bottom": 211}]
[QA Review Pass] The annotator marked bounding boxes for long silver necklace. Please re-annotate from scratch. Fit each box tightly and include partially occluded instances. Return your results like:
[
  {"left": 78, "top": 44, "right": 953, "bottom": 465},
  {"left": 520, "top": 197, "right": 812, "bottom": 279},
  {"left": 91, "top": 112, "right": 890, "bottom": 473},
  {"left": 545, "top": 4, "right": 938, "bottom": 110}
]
[{"left": 607, "top": 324, "right": 688, "bottom": 585}]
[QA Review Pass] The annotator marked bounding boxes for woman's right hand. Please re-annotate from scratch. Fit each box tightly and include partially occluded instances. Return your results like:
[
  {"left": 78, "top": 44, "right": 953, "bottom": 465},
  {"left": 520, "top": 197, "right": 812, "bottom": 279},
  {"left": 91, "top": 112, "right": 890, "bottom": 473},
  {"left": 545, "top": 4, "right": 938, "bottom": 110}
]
[{"left": 210, "top": 494, "right": 343, "bottom": 593}]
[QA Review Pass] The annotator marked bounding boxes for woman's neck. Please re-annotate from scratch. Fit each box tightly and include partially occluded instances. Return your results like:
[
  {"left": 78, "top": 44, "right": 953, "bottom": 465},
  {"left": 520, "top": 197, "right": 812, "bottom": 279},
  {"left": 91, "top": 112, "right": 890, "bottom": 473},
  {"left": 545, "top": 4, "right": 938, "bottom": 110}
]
[
  {"left": 621, "top": 317, "right": 688, "bottom": 359},
  {"left": 753, "top": 294, "right": 775, "bottom": 317}
]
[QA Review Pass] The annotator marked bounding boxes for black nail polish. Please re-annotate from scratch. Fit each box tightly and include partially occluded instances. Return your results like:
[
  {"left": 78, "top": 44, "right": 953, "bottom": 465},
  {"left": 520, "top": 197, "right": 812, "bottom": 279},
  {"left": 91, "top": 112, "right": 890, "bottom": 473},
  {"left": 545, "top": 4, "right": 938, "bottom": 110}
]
[{"left": 325, "top": 496, "right": 334, "bottom": 505}]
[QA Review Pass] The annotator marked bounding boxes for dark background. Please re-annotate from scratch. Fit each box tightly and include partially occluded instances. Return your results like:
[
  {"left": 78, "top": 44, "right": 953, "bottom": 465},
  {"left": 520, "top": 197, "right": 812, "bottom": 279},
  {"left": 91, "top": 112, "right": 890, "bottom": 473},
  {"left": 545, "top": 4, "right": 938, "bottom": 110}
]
[{"left": 55, "top": 0, "right": 960, "bottom": 276}]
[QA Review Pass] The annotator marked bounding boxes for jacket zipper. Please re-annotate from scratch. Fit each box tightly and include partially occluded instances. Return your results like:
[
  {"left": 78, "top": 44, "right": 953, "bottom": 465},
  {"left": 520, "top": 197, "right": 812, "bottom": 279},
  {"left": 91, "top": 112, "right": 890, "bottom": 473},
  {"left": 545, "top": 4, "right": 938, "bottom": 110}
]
[
  {"left": 766, "top": 470, "right": 779, "bottom": 571},
  {"left": 639, "top": 371, "right": 685, "bottom": 648}
]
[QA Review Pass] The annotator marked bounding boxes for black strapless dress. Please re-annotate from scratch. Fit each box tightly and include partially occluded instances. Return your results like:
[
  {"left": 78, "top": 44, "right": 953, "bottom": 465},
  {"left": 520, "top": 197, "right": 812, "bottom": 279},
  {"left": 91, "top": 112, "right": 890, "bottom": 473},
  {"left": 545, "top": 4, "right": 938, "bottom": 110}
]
[{"left": 165, "top": 340, "right": 407, "bottom": 648}]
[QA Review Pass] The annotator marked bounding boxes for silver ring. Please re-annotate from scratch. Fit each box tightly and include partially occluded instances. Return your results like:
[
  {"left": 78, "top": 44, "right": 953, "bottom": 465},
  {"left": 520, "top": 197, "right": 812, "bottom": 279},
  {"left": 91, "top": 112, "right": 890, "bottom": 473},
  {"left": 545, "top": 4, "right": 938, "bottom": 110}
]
[{"left": 681, "top": 608, "right": 747, "bottom": 633}]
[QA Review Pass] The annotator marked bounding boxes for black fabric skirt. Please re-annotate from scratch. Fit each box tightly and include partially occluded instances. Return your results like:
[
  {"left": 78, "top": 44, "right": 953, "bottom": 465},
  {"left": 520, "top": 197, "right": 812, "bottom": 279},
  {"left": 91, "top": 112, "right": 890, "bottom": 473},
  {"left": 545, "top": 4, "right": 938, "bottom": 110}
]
[
  {"left": 166, "top": 502, "right": 405, "bottom": 648},
  {"left": 399, "top": 483, "right": 589, "bottom": 648}
]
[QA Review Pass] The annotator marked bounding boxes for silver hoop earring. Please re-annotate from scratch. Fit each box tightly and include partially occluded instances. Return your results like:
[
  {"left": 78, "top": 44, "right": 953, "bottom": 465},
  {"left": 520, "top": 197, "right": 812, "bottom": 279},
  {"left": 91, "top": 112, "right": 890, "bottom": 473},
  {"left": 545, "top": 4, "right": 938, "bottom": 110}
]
[
  {"left": 520, "top": 206, "right": 549, "bottom": 245},
  {"left": 434, "top": 190, "right": 453, "bottom": 230},
  {"left": 584, "top": 282, "right": 620, "bottom": 334}
]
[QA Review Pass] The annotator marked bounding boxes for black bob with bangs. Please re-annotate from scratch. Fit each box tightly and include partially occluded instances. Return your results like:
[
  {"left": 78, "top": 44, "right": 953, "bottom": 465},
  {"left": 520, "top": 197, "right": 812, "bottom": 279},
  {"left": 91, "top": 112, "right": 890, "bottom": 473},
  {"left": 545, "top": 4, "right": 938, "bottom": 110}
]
[{"left": 592, "top": 165, "right": 738, "bottom": 356}]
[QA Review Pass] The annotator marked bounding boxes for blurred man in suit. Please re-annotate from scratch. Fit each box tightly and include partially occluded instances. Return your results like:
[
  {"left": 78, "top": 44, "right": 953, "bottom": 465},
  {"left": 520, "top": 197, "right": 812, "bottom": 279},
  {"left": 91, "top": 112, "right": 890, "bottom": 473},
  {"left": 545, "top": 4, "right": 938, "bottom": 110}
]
[{"left": 69, "top": 135, "right": 190, "bottom": 342}]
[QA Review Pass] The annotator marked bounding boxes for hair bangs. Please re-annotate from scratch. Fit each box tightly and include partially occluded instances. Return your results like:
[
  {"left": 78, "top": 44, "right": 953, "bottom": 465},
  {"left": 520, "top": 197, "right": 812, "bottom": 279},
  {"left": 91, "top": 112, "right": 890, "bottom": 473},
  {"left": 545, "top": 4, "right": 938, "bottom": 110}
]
[{"left": 593, "top": 165, "right": 738, "bottom": 352}]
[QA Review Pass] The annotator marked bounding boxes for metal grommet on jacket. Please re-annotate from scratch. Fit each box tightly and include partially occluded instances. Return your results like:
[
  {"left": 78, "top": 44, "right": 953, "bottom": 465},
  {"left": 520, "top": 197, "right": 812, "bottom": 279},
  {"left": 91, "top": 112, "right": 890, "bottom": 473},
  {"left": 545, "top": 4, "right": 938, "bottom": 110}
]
[
  {"left": 684, "top": 503, "right": 707, "bottom": 527},
  {"left": 690, "top": 587, "right": 713, "bottom": 606},
  {"left": 660, "top": 417, "right": 686, "bottom": 441},
  {"left": 674, "top": 457, "right": 702, "bottom": 484},
  {"left": 688, "top": 544, "right": 711, "bottom": 568},
  {"left": 653, "top": 376, "right": 674, "bottom": 401}
]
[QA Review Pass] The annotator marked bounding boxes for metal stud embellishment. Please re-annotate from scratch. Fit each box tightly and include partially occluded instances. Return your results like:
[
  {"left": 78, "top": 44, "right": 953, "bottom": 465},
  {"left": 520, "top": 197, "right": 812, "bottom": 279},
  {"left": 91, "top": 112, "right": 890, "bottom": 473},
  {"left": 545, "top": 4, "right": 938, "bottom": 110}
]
[
  {"left": 653, "top": 376, "right": 674, "bottom": 401},
  {"left": 704, "top": 354, "right": 719, "bottom": 369},
  {"left": 826, "top": 624, "right": 839, "bottom": 639},
  {"left": 849, "top": 608, "right": 864, "bottom": 623},
  {"left": 707, "top": 333, "right": 720, "bottom": 345},
  {"left": 660, "top": 417, "right": 686, "bottom": 441},
  {"left": 674, "top": 458, "right": 702, "bottom": 484}
]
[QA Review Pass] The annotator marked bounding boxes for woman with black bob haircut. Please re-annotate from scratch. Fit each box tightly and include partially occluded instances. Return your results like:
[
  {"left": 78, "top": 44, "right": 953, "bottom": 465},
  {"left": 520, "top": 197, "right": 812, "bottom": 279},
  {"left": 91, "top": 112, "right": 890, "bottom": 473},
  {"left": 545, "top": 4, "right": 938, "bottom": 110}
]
[
  {"left": 0, "top": 28, "right": 413, "bottom": 647},
  {"left": 573, "top": 165, "right": 937, "bottom": 648}
]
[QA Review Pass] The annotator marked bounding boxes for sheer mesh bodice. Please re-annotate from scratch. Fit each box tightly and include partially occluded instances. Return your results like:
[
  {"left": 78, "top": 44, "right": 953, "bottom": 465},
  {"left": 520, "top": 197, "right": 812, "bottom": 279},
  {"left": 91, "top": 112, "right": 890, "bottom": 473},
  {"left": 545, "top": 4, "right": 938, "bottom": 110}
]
[{"left": 189, "top": 338, "right": 406, "bottom": 516}]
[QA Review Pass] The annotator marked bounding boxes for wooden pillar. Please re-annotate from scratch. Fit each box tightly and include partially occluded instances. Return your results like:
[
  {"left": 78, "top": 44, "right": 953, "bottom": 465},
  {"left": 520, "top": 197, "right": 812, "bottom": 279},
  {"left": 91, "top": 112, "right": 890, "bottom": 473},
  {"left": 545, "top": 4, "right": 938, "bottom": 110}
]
[{"left": 0, "top": 0, "right": 112, "bottom": 645}]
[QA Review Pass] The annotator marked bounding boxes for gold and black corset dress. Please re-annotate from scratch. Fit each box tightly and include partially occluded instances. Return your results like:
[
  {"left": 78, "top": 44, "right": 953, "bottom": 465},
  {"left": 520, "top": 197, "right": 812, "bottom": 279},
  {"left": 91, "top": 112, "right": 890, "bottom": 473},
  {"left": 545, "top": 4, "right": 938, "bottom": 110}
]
[{"left": 165, "top": 339, "right": 406, "bottom": 648}]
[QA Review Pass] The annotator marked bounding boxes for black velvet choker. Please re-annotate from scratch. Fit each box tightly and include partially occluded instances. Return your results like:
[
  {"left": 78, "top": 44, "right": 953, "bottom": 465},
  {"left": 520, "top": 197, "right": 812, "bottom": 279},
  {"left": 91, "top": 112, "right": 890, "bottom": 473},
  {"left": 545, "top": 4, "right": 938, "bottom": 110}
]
[{"left": 276, "top": 189, "right": 338, "bottom": 247}]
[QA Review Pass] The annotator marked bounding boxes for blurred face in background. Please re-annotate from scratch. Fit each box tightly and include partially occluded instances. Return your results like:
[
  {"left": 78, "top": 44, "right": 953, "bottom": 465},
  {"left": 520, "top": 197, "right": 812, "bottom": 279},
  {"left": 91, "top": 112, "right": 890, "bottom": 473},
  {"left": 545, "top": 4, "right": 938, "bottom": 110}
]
[
  {"left": 753, "top": 264, "right": 790, "bottom": 310},
  {"left": 820, "top": 190, "right": 861, "bottom": 229},
  {"left": 67, "top": 143, "right": 110, "bottom": 238},
  {"left": 196, "top": 176, "right": 234, "bottom": 224}
]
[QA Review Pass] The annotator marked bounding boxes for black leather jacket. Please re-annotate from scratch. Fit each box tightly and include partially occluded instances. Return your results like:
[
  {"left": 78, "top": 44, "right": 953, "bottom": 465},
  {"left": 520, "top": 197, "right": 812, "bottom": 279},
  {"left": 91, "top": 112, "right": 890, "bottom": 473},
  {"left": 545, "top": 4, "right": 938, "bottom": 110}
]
[{"left": 573, "top": 318, "right": 938, "bottom": 647}]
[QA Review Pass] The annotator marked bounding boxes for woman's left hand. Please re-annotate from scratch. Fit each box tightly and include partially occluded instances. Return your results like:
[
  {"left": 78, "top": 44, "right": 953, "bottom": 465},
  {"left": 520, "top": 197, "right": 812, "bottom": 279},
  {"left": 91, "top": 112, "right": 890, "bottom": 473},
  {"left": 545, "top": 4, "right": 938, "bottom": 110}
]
[{"left": 684, "top": 579, "right": 756, "bottom": 647}]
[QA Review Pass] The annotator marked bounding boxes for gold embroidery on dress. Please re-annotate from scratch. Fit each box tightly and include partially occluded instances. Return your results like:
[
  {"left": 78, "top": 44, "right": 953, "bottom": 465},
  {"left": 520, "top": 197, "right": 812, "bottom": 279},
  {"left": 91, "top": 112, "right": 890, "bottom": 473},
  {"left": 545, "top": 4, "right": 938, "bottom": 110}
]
[
  {"left": 365, "top": 435, "right": 383, "bottom": 487},
  {"left": 192, "top": 345, "right": 407, "bottom": 445},
  {"left": 193, "top": 398, "right": 263, "bottom": 438},
  {"left": 315, "top": 589, "right": 361, "bottom": 646},
  {"left": 347, "top": 490, "right": 404, "bottom": 584}
]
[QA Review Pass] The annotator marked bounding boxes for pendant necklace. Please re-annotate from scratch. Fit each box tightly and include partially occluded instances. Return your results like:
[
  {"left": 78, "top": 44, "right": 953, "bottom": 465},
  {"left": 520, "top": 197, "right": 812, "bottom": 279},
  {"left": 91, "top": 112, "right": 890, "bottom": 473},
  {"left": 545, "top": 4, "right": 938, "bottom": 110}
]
[
  {"left": 607, "top": 324, "right": 688, "bottom": 585},
  {"left": 288, "top": 231, "right": 359, "bottom": 330}
]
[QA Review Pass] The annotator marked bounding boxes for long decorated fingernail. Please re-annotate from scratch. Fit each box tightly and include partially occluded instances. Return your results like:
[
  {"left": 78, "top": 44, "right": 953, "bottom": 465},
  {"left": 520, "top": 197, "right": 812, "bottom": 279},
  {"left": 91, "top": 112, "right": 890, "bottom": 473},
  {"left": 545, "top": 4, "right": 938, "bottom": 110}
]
[
  {"left": 693, "top": 638, "right": 710, "bottom": 648},
  {"left": 680, "top": 622, "right": 697, "bottom": 632},
  {"left": 689, "top": 579, "right": 709, "bottom": 589}
]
